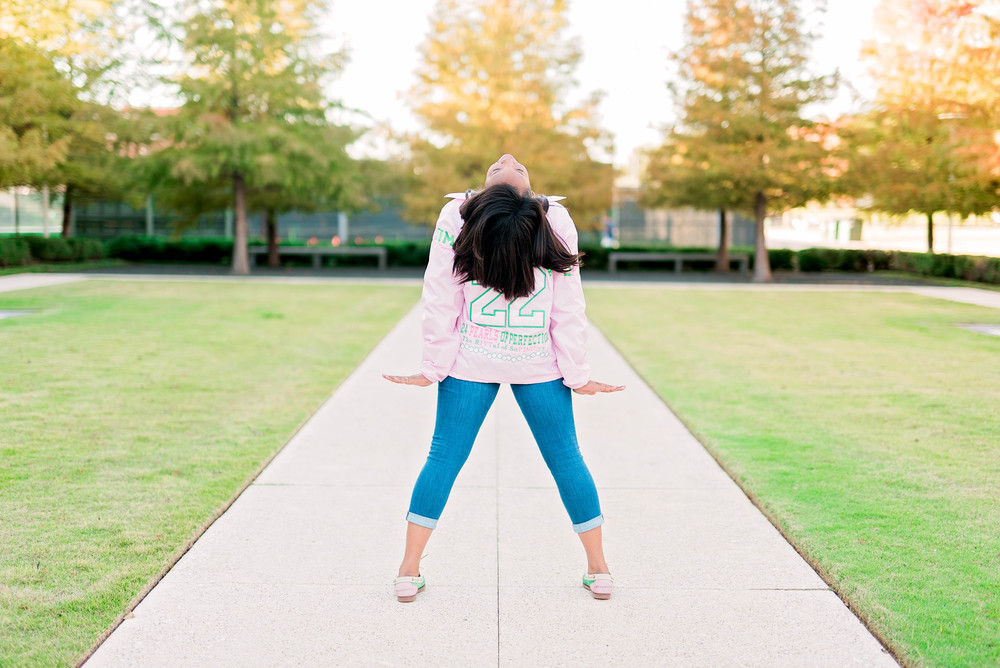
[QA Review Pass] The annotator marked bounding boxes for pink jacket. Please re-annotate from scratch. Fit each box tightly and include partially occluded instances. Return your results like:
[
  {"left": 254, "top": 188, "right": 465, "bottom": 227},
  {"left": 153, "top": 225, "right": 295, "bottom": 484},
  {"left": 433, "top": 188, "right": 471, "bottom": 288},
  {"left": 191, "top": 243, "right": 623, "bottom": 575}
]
[{"left": 419, "top": 192, "right": 590, "bottom": 389}]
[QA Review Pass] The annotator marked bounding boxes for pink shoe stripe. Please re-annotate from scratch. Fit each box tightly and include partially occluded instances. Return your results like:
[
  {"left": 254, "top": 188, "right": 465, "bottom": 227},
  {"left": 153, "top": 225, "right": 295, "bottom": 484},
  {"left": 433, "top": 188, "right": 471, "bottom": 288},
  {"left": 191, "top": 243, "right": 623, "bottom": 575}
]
[
  {"left": 395, "top": 582, "right": 419, "bottom": 597},
  {"left": 589, "top": 579, "right": 613, "bottom": 595}
]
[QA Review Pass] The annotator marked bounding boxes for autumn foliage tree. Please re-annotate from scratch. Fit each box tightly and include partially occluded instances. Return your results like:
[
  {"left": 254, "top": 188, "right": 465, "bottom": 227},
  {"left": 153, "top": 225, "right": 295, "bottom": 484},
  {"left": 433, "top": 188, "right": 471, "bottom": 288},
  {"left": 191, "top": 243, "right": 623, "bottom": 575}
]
[
  {"left": 846, "top": 0, "right": 1000, "bottom": 252},
  {"left": 405, "top": 0, "right": 613, "bottom": 228},
  {"left": 644, "top": 0, "right": 837, "bottom": 281}
]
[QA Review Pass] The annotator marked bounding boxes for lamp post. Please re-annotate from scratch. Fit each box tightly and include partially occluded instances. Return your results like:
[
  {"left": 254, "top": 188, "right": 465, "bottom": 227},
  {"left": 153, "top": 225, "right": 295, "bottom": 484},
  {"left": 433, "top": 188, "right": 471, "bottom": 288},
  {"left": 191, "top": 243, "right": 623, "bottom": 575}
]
[{"left": 938, "top": 112, "right": 967, "bottom": 255}]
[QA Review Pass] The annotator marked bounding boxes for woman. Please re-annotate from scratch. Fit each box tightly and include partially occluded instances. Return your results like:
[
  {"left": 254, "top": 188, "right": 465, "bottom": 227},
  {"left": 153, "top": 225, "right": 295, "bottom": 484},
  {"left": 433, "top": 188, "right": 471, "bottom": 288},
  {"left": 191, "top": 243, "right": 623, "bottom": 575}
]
[{"left": 383, "top": 154, "right": 623, "bottom": 602}]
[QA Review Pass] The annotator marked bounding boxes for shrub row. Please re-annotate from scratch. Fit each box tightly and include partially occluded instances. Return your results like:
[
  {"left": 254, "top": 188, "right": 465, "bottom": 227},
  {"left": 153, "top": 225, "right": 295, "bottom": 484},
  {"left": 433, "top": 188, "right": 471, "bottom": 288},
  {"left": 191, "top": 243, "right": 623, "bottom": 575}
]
[
  {"left": 0, "top": 237, "right": 30, "bottom": 267},
  {"left": 382, "top": 240, "right": 431, "bottom": 267},
  {"left": 797, "top": 248, "right": 894, "bottom": 272},
  {"left": 577, "top": 244, "right": 795, "bottom": 271},
  {"left": 105, "top": 236, "right": 233, "bottom": 263},
  {"left": 5, "top": 233, "right": 997, "bottom": 286},
  {"left": 101, "top": 237, "right": 435, "bottom": 268},
  {"left": 796, "top": 247, "right": 1000, "bottom": 285},
  {"left": 0, "top": 235, "right": 105, "bottom": 267},
  {"left": 889, "top": 251, "right": 1000, "bottom": 284}
]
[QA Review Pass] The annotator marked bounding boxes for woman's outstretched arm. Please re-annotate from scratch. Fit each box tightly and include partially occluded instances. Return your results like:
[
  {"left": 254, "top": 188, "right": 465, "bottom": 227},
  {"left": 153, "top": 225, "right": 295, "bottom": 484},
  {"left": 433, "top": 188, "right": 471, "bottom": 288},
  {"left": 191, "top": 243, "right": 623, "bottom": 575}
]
[
  {"left": 383, "top": 199, "right": 464, "bottom": 386},
  {"left": 548, "top": 204, "right": 623, "bottom": 395}
]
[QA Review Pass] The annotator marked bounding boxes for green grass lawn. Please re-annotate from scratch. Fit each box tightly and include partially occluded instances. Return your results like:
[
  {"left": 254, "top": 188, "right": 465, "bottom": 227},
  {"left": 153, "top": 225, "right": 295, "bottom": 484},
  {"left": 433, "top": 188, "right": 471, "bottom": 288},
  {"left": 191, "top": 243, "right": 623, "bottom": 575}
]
[
  {"left": 587, "top": 288, "right": 1000, "bottom": 668},
  {"left": 0, "top": 279, "right": 419, "bottom": 666},
  {"left": 0, "top": 259, "right": 128, "bottom": 276}
]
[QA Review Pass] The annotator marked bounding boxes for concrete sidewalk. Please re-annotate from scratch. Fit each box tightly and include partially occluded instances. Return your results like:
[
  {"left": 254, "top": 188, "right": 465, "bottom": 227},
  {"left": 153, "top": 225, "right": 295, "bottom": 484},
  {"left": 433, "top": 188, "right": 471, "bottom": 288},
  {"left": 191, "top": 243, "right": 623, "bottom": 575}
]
[
  {"left": 0, "top": 273, "right": 87, "bottom": 293},
  {"left": 84, "top": 304, "right": 897, "bottom": 667}
]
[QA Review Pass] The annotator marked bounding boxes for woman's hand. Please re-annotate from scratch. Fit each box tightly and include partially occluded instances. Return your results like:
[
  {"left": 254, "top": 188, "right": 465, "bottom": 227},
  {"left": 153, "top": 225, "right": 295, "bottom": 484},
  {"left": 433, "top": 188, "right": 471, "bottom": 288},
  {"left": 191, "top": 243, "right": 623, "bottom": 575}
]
[
  {"left": 382, "top": 373, "right": 433, "bottom": 387},
  {"left": 572, "top": 380, "right": 625, "bottom": 395}
]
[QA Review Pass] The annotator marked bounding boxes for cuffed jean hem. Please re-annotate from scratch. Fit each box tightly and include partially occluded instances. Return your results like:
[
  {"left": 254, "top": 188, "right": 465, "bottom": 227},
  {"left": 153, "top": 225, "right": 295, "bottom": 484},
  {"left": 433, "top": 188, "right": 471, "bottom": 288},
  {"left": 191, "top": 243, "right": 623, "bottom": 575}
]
[
  {"left": 406, "top": 512, "right": 438, "bottom": 530},
  {"left": 572, "top": 514, "right": 604, "bottom": 534}
]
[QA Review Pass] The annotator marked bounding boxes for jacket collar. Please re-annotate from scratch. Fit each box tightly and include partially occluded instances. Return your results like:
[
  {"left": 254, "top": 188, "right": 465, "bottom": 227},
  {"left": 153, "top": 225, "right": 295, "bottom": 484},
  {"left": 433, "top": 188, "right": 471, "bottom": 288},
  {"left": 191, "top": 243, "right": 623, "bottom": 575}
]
[{"left": 445, "top": 191, "right": 565, "bottom": 202}]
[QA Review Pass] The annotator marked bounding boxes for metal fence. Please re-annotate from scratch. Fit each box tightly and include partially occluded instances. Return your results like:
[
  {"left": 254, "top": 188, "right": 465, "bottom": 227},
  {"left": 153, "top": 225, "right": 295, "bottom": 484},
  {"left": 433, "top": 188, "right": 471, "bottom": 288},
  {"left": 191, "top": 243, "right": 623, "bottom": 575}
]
[
  {"left": 4, "top": 188, "right": 753, "bottom": 248},
  {"left": 614, "top": 189, "right": 755, "bottom": 247},
  {"left": 70, "top": 196, "right": 432, "bottom": 243}
]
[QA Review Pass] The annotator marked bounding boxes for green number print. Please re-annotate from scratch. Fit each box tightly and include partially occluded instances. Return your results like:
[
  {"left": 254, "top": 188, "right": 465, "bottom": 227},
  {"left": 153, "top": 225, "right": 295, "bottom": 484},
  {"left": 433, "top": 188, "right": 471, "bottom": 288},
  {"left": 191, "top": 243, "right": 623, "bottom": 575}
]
[
  {"left": 468, "top": 284, "right": 507, "bottom": 326},
  {"left": 508, "top": 272, "right": 547, "bottom": 328},
  {"left": 469, "top": 274, "right": 547, "bottom": 329}
]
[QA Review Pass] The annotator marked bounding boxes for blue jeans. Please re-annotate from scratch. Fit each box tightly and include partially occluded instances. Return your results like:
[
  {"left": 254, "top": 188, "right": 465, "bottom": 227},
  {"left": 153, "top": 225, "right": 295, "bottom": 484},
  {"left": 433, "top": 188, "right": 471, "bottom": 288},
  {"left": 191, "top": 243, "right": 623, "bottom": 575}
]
[{"left": 407, "top": 376, "right": 604, "bottom": 533}]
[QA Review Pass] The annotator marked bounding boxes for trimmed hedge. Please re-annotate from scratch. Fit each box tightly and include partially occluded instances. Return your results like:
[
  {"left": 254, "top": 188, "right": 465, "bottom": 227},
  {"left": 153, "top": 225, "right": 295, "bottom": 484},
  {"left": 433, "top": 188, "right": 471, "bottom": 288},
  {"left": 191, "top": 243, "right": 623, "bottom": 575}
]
[
  {"left": 578, "top": 244, "right": 794, "bottom": 272},
  {"left": 12, "top": 232, "right": 995, "bottom": 287},
  {"left": 105, "top": 236, "right": 232, "bottom": 263},
  {"left": 794, "top": 247, "right": 1000, "bottom": 285},
  {"left": 0, "top": 237, "right": 30, "bottom": 267},
  {"left": 382, "top": 240, "right": 430, "bottom": 267},
  {"left": 798, "top": 248, "right": 892, "bottom": 272},
  {"left": 0, "top": 235, "right": 105, "bottom": 267},
  {"left": 767, "top": 248, "right": 796, "bottom": 271},
  {"left": 889, "top": 251, "right": 1000, "bottom": 284},
  {"left": 22, "top": 236, "right": 105, "bottom": 262},
  {"left": 102, "top": 237, "right": 436, "bottom": 267}
]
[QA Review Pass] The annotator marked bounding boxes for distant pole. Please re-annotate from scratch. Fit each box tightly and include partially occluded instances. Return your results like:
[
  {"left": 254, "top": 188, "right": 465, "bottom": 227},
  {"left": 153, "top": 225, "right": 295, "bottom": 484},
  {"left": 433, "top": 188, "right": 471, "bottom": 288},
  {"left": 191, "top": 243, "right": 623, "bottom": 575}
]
[
  {"left": 145, "top": 195, "right": 155, "bottom": 237},
  {"left": 337, "top": 211, "right": 348, "bottom": 244},
  {"left": 13, "top": 188, "right": 19, "bottom": 235},
  {"left": 224, "top": 208, "right": 234, "bottom": 238},
  {"left": 947, "top": 212, "right": 954, "bottom": 255},
  {"left": 42, "top": 186, "right": 50, "bottom": 237}
]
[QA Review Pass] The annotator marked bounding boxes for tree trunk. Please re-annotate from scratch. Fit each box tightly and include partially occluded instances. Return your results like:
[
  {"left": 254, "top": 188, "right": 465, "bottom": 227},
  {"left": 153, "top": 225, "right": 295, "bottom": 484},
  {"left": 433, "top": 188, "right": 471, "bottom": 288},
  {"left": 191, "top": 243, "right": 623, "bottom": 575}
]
[
  {"left": 926, "top": 211, "right": 934, "bottom": 254},
  {"left": 753, "top": 191, "right": 772, "bottom": 283},
  {"left": 266, "top": 207, "right": 280, "bottom": 268},
  {"left": 231, "top": 173, "right": 250, "bottom": 275},
  {"left": 716, "top": 207, "right": 730, "bottom": 273},
  {"left": 61, "top": 184, "right": 73, "bottom": 238}
]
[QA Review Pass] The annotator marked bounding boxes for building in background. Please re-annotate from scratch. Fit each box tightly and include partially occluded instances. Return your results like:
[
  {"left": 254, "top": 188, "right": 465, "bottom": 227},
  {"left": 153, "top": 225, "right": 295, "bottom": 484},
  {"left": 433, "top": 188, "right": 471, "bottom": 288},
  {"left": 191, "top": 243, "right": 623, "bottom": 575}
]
[
  {"left": 0, "top": 189, "right": 61, "bottom": 236},
  {"left": 612, "top": 151, "right": 755, "bottom": 248},
  {"left": 612, "top": 185, "right": 755, "bottom": 247}
]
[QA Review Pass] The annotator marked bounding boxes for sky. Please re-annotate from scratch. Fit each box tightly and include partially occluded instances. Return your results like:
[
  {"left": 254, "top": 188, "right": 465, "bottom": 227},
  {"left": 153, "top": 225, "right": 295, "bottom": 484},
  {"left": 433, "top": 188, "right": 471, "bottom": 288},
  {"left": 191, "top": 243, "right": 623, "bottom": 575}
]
[{"left": 323, "top": 0, "right": 876, "bottom": 167}]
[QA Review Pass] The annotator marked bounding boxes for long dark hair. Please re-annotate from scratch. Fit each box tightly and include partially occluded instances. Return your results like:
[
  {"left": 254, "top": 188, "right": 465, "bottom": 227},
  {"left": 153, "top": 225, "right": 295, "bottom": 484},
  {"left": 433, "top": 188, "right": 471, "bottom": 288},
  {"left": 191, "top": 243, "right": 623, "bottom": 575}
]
[{"left": 453, "top": 183, "right": 582, "bottom": 300}]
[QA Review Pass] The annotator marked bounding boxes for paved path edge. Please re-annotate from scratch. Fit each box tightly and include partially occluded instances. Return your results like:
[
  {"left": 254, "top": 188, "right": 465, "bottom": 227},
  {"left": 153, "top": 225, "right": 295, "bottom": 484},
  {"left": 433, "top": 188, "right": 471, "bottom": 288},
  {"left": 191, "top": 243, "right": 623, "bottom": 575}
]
[{"left": 74, "top": 303, "right": 422, "bottom": 668}]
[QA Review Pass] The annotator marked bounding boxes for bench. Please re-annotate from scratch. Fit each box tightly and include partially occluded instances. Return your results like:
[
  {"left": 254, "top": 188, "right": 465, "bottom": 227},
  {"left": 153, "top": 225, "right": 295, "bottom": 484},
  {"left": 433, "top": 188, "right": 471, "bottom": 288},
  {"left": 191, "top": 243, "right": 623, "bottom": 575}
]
[
  {"left": 248, "top": 245, "right": 387, "bottom": 271},
  {"left": 608, "top": 251, "right": 749, "bottom": 274}
]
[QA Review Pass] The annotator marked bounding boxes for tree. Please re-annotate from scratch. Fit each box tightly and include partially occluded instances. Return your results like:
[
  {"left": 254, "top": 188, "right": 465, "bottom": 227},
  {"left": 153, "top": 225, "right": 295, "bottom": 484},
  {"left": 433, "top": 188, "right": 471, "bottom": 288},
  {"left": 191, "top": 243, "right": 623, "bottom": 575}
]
[
  {"left": 0, "top": 0, "right": 120, "bottom": 82},
  {"left": 837, "top": 107, "right": 997, "bottom": 252},
  {"left": 0, "top": 40, "right": 78, "bottom": 192},
  {"left": 155, "top": 0, "right": 355, "bottom": 274},
  {"left": 643, "top": 136, "right": 748, "bottom": 272},
  {"left": 51, "top": 102, "right": 144, "bottom": 238},
  {"left": 248, "top": 122, "right": 362, "bottom": 267},
  {"left": 1, "top": 0, "right": 145, "bottom": 237},
  {"left": 645, "top": 0, "right": 837, "bottom": 282},
  {"left": 405, "top": 0, "right": 613, "bottom": 228},
  {"left": 0, "top": 1, "right": 115, "bottom": 51},
  {"left": 850, "top": 0, "right": 1000, "bottom": 252}
]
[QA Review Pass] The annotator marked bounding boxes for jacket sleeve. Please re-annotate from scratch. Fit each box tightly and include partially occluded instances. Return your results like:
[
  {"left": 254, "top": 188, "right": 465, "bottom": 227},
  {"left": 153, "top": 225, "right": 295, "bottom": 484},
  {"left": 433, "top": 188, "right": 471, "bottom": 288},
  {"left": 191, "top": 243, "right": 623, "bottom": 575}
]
[
  {"left": 548, "top": 205, "right": 591, "bottom": 389},
  {"left": 419, "top": 200, "right": 465, "bottom": 382}
]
